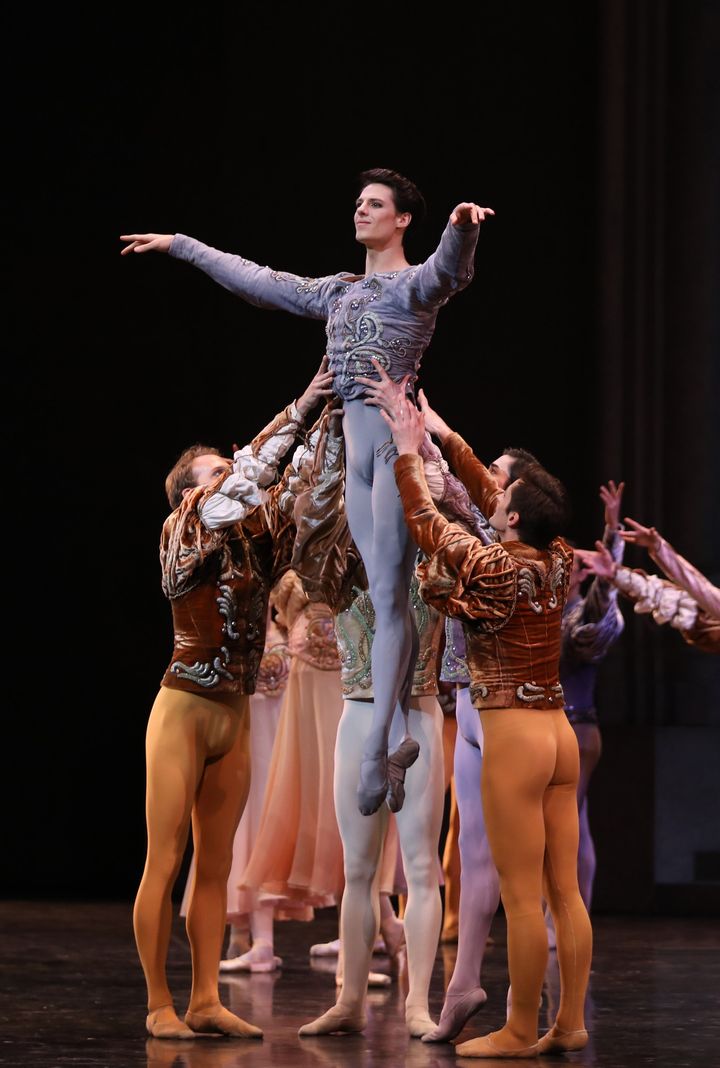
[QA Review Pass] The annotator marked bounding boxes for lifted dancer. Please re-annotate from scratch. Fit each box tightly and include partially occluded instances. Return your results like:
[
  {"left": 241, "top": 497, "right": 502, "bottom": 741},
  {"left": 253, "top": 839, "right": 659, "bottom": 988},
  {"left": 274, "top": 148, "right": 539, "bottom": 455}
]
[{"left": 121, "top": 169, "right": 493, "bottom": 816}]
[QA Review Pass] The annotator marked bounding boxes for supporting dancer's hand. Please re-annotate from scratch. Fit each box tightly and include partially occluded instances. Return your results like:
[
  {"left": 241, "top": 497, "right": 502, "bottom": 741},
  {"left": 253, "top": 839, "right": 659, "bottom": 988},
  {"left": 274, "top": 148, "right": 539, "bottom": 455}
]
[
  {"left": 600, "top": 479, "right": 625, "bottom": 531},
  {"left": 355, "top": 358, "right": 411, "bottom": 415},
  {"left": 575, "top": 543, "right": 618, "bottom": 580},
  {"left": 417, "top": 389, "right": 453, "bottom": 444},
  {"left": 120, "top": 233, "right": 174, "bottom": 255},
  {"left": 379, "top": 395, "right": 426, "bottom": 456},
  {"left": 296, "top": 355, "right": 335, "bottom": 420},
  {"left": 449, "top": 203, "right": 495, "bottom": 226},
  {"left": 619, "top": 517, "right": 662, "bottom": 552}
]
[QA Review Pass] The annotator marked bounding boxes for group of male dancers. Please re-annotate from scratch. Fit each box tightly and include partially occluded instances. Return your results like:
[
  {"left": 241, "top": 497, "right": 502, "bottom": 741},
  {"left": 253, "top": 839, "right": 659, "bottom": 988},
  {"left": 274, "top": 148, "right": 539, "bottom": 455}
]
[{"left": 121, "top": 168, "right": 719, "bottom": 1056}]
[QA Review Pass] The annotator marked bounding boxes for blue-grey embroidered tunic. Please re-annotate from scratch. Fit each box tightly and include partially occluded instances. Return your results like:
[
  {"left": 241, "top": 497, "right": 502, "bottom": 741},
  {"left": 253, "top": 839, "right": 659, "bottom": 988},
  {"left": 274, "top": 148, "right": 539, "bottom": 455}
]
[{"left": 169, "top": 220, "right": 480, "bottom": 401}]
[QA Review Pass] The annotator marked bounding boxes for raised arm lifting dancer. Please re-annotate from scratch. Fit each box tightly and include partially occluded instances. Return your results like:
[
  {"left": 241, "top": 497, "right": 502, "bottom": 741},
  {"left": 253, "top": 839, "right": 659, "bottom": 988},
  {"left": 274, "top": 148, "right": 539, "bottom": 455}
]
[
  {"left": 381, "top": 392, "right": 591, "bottom": 1059},
  {"left": 134, "top": 362, "right": 331, "bottom": 1041}
]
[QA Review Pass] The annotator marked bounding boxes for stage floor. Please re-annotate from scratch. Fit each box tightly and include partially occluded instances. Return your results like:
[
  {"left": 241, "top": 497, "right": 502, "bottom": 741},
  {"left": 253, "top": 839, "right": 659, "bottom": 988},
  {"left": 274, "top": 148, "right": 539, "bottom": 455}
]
[{"left": 1, "top": 902, "right": 718, "bottom": 1067}]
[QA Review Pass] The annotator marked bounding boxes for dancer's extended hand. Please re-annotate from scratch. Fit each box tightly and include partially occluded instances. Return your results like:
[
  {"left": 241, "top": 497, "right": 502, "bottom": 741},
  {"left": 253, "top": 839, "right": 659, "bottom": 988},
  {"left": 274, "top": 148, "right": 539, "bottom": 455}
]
[
  {"left": 379, "top": 396, "right": 426, "bottom": 455},
  {"left": 296, "top": 355, "right": 335, "bottom": 419},
  {"left": 449, "top": 203, "right": 495, "bottom": 226},
  {"left": 619, "top": 517, "right": 662, "bottom": 552},
  {"left": 600, "top": 480, "right": 625, "bottom": 531},
  {"left": 417, "top": 389, "right": 453, "bottom": 444},
  {"left": 575, "top": 543, "right": 618, "bottom": 580},
  {"left": 356, "top": 358, "right": 411, "bottom": 415},
  {"left": 120, "top": 233, "right": 174, "bottom": 255}
]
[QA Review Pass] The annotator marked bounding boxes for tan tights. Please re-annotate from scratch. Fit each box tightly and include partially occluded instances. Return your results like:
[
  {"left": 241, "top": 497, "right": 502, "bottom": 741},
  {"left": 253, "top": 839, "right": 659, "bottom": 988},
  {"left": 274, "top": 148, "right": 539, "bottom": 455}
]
[
  {"left": 480, "top": 708, "right": 592, "bottom": 1050},
  {"left": 133, "top": 686, "right": 251, "bottom": 1031}
]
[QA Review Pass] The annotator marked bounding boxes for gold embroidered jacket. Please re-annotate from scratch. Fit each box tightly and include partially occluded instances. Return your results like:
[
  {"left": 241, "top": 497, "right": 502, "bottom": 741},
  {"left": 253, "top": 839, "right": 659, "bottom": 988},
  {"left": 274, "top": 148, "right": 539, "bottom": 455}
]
[
  {"left": 159, "top": 404, "right": 305, "bottom": 699},
  {"left": 394, "top": 433, "right": 573, "bottom": 711}
]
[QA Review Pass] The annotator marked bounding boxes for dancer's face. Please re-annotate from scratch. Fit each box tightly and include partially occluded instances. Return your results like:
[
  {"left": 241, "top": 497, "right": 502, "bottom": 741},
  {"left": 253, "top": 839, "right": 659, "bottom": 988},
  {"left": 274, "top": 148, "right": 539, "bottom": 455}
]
[
  {"left": 489, "top": 480, "right": 520, "bottom": 538},
  {"left": 354, "top": 183, "right": 410, "bottom": 247},
  {"left": 487, "top": 454, "right": 514, "bottom": 490},
  {"left": 183, "top": 453, "right": 232, "bottom": 497}
]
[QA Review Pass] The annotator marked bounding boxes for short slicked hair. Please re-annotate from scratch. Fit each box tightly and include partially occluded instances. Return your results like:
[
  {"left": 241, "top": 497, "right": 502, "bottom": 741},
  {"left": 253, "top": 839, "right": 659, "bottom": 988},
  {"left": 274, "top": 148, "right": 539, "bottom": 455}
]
[
  {"left": 357, "top": 168, "right": 427, "bottom": 235},
  {"left": 502, "top": 446, "right": 541, "bottom": 483},
  {"left": 508, "top": 463, "right": 570, "bottom": 549}
]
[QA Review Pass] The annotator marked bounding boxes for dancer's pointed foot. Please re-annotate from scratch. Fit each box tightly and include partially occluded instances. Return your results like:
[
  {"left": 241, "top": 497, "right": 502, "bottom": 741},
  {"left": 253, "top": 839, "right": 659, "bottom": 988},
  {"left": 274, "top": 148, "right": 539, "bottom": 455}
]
[
  {"left": 357, "top": 753, "right": 389, "bottom": 815},
  {"left": 406, "top": 1006, "right": 436, "bottom": 1038},
  {"left": 456, "top": 1031, "right": 538, "bottom": 1058},
  {"left": 310, "top": 937, "right": 341, "bottom": 957},
  {"left": 536, "top": 1026, "right": 588, "bottom": 1054},
  {"left": 219, "top": 940, "right": 282, "bottom": 973},
  {"left": 421, "top": 986, "right": 487, "bottom": 1043},
  {"left": 185, "top": 1004, "right": 262, "bottom": 1039},
  {"left": 298, "top": 1003, "right": 366, "bottom": 1036},
  {"left": 386, "top": 736, "right": 420, "bottom": 813},
  {"left": 146, "top": 1006, "right": 195, "bottom": 1039}
]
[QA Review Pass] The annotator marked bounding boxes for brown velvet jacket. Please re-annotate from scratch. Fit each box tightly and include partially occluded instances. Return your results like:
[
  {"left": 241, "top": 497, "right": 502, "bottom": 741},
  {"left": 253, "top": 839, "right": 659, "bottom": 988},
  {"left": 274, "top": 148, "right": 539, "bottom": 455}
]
[
  {"left": 395, "top": 433, "right": 573, "bottom": 711},
  {"left": 159, "top": 405, "right": 305, "bottom": 700}
]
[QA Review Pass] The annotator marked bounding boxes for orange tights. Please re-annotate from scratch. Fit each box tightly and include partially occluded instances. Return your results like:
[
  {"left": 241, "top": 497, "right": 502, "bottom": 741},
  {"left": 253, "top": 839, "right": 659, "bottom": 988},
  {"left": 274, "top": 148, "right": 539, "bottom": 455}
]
[
  {"left": 480, "top": 707, "right": 592, "bottom": 1048},
  {"left": 133, "top": 686, "right": 251, "bottom": 1015}
]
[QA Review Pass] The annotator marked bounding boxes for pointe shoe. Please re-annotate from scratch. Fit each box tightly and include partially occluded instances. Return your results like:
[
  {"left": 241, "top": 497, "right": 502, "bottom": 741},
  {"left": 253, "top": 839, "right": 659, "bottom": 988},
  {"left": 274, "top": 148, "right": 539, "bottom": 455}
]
[
  {"left": 298, "top": 1005, "right": 367, "bottom": 1036},
  {"left": 219, "top": 942, "right": 282, "bottom": 973},
  {"left": 357, "top": 753, "right": 389, "bottom": 816},
  {"left": 536, "top": 1027, "right": 588, "bottom": 1054},
  {"left": 386, "top": 737, "right": 420, "bottom": 813},
  {"left": 145, "top": 1007, "right": 195, "bottom": 1039},
  {"left": 455, "top": 1033, "right": 539, "bottom": 1058},
  {"left": 421, "top": 986, "right": 487, "bottom": 1043},
  {"left": 185, "top": 1006, "right": 263, "bottom": 1039}
]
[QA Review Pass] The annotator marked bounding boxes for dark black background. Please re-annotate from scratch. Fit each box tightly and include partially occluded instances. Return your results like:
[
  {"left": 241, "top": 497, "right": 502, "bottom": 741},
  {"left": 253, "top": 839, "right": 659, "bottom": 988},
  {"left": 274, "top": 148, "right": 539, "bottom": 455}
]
[{"left": 5, "top": 3, "right": 719, "bottom": 905}]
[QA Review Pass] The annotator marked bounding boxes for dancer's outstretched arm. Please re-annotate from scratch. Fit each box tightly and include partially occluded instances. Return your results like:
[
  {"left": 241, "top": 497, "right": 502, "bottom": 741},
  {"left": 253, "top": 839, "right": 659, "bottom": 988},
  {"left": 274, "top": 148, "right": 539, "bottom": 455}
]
[
  {"left": 120, "top": 232, "right": 338, "bottom": 320},
  {"left": 409, "top": 203, "right": 494, "bottom": 307},
  {"left": 620, "top": 518, "right": 720, "bottom": 620}
]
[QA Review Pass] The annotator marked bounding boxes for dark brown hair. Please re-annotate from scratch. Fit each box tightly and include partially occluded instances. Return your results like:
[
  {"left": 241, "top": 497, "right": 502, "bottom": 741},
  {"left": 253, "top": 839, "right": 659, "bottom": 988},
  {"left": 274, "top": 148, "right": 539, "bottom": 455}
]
[
  {"left": 508, "top": 463, "right": 570, "bottom": 549},
  {"left": 502, "top": 446, "right": 541, "bottom": 482},
  {"left": 357, "top": 168, "right": 427, "bottom": 233},
  {"left": 165, "top": 444, "right": 221, "bottom": 509}
]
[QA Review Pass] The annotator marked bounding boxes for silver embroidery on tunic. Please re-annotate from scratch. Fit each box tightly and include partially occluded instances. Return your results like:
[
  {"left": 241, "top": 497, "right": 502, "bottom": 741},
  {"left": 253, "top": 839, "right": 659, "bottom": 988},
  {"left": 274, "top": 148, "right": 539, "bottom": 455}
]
[
  {"left": 547, "top": 556, "right": 567, "bottom": 610},
  {"left": 516, "top": 682, "right": 547, "bottom": 703},
  {"left": 270, "top": 271, "right": 323, "bottom": 294},
  {"left": 217, "top": 585, "right": 240, "bottom": 640},
  {"left": 325, "top": 276, "right": 416, "bottom": 390},
  {"left": 471, "top": 681, "right": 490, "bottom": 701},
  {"left": 171, "top": 646, "right": 233, "bottom": 688},
  {"left": 516, "top": 681, "right": 565, "bottom": 704},
  {"left": 518, "top": 568, "right": 543, "bottom": 614}
]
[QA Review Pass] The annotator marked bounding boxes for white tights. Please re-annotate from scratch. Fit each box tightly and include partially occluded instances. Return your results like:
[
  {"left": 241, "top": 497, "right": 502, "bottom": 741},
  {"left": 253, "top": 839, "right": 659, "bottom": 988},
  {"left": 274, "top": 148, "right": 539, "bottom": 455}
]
[
  {"left": 446, "top": 685, "right": 500, "bottom": 995},
  {"left": 329, "top": 696, "right": 444, "bottom": 1027}
]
